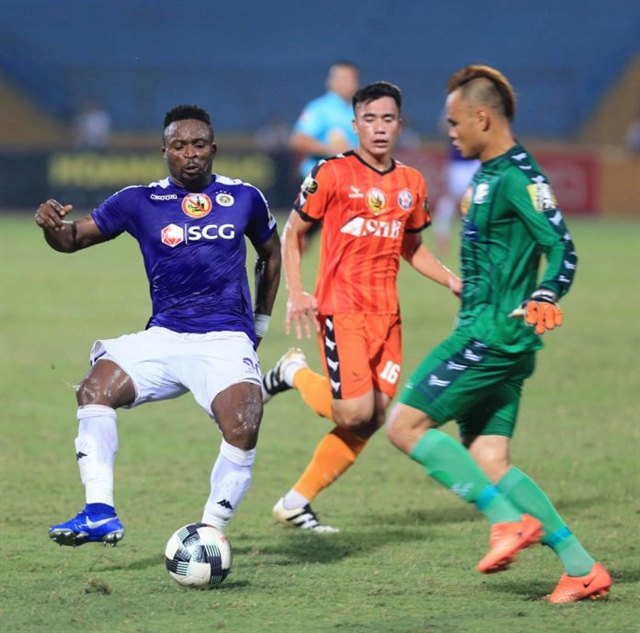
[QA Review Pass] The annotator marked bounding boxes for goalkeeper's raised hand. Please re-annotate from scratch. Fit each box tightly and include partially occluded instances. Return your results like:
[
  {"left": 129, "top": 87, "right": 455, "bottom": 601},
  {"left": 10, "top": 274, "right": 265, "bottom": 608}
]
[{"left": 509, "top": 289, "right": 563, "bottom": 335}]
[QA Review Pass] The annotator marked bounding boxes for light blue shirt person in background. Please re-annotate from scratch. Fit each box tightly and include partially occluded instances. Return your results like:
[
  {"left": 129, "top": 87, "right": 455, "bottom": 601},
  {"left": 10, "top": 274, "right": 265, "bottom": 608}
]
[{"left": 290, "top": 61, "right": 360, "bottom": 178}]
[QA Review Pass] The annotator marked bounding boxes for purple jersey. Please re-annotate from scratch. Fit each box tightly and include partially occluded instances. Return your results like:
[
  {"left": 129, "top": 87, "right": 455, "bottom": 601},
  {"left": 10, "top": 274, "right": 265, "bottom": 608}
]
[{"left": 92, "top": 174, "right": 277, "bottom": 343}]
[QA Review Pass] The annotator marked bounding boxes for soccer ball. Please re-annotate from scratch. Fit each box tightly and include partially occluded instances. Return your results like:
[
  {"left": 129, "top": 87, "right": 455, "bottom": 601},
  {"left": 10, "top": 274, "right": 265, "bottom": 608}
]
[{"left": 164, "top": 523, "right": 232, "bottom": 589}]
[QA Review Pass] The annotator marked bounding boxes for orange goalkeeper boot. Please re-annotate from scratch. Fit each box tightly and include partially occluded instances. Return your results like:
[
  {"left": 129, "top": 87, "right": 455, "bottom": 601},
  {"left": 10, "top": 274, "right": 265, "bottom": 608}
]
[
  {"left": 548, "top": 562, "right": 613, "bottom": 603},
  {"left": 477, "top": 513, "right": 542, "bottom": 573}
]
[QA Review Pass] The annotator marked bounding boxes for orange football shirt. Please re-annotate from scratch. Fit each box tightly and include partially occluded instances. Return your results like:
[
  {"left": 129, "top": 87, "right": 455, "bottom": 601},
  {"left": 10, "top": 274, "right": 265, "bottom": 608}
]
[{"left": 294, "top": 151, "right": 430, "bottom": 314}]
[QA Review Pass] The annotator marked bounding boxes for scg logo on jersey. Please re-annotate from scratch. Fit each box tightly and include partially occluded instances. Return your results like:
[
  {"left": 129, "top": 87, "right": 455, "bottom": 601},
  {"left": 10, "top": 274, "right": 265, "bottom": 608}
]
[{"left": 161, "top": 223, "right": 236, "bottom": 248}]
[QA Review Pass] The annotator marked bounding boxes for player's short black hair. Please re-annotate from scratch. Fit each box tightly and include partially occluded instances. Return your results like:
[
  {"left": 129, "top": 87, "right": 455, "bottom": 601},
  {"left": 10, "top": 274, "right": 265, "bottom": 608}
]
[
  {"left": 163, "top": 105, "right": 213, "bottom": 138},
  {"left": 352, "top": 81, "right": 402, "bottom": 112}
]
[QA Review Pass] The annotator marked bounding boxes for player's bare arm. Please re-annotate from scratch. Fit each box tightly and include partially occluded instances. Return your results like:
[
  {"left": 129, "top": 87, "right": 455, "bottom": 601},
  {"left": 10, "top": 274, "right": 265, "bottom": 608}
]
[
  {"left": 35, "top": 198, "right": 109, "bottom": 253},
  {"left": 252, "top": 231, "right": 282, "bottom": 347},
  {"left": 253, "top": 231, "right": 282, "bottom": 315},
  {"left": 281, "top": 210, "right": 320, "bottom": 338},
  {"left": 401, "top": 232, "right": 461, "bottom": 296}
]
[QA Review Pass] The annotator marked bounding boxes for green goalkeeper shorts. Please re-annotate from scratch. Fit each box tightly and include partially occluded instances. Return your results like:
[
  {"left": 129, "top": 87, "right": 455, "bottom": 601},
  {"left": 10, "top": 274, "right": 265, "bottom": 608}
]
[{"left": 397, "top": 331, "right": 536, "bottom": 438}]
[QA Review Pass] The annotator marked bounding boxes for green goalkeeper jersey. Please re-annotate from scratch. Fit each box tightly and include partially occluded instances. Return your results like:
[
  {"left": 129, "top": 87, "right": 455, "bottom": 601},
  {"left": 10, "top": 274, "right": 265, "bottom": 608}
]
[{"left": 455, "top": 143, "right": 577, "bottom": 353}]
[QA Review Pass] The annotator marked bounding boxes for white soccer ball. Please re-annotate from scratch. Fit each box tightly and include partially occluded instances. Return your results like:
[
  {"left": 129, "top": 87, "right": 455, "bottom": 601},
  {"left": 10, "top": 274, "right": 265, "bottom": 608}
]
[{"left": 164, "top": 523, "right": 232, "bottom": 589}]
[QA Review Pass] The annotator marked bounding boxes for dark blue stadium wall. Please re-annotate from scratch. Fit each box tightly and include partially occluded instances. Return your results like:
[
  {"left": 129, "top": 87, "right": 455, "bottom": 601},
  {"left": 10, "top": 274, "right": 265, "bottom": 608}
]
[{"left": 1, "top": 0, "right": 638, "bottom": 138}]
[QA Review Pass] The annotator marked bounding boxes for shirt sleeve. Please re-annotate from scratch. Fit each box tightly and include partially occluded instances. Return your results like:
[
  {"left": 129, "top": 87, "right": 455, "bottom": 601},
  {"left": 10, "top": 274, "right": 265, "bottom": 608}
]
[
  {"left": 245, "top": 185, "right": 278, "bottom": 246},
  {"left": 405, "top": 169, "right": 431, "bottom": 233},
  {"left": 293, "top": 160, "right": 334, "bottom": 222},
  {"left": 505, "top": 170, "right": 577, "bottom": 298},
  {"left": 91, "top": 187, "right": 136, "bottom": 238}
]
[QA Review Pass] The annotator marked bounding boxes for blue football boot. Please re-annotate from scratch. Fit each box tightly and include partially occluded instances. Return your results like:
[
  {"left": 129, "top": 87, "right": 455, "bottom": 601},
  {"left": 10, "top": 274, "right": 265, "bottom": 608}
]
[{"left": 49, "top": 506, "right": 124, "bottom": 547}]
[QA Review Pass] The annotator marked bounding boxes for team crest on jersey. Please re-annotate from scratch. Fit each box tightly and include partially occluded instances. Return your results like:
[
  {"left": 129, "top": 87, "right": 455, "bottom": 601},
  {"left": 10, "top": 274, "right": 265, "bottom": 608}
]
[
  {"left": 460, "top": 187, "right": 473, "bottom": 216},
  {"left": 366, "top": 188, "right": 386, "bottom": 214},
  {"left": 526, "top": 183, "right": 558, "bottom": 212},
  {"left": 182, "top": 193, "right": 212, "bottom": 218},
  {"left": 215, "top": 192, "right": 235, "bottom": 207},
  {"left": 397, "top": 189, "right": 413, "bottom": 211}
]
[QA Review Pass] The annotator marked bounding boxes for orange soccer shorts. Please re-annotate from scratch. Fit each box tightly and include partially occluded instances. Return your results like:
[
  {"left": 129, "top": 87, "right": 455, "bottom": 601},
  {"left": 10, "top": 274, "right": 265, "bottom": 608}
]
[{"left": 317, "top": 313, "right": 402, "bottom": 400}]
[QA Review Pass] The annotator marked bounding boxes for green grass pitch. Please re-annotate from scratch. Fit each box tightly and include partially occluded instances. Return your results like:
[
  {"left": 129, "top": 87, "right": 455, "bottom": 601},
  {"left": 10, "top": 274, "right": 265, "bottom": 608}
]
[{"left": 0, "top": 212, "right": 638, "bottom": 632}]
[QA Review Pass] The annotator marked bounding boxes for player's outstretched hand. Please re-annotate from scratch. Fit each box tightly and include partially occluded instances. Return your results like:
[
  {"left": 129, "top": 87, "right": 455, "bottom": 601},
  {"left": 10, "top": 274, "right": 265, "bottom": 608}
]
[
  {"left": 285, "top": 290, "right": 320, "bottom": 339},
  {"left": 35, "top": 199, "right": 73, "bottom": 231},
  {"left": 509, "top": 289, "right": 563, "bottom": 335}
]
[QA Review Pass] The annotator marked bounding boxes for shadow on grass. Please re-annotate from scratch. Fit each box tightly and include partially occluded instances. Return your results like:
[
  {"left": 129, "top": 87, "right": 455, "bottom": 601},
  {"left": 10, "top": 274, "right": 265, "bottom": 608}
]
[
  {"left": 361, "top": 494, "right": 611, "bottom": 527},
  {"left": 362, "top": 505, "right": 477, "bottom": 527},
  {"left": 272, "top": 527, "right": 428, "bottom": 564},
  {"left": 232, "top": 506, "right": 482, "bottom": 565},
  {"left": 94, "top": 553, "right": 164, "bottom": 572}
]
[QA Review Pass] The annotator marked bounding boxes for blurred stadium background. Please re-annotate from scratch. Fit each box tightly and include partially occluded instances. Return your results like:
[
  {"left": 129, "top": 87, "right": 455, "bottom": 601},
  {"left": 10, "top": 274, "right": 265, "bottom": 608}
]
[{"left": 0, "top": 0, "right": 638, "bottom": 215}]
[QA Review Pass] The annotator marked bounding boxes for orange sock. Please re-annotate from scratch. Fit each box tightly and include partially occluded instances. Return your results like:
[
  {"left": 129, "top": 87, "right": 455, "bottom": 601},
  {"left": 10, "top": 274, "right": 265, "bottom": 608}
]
[
  {"left": 293, "top": 367, "right": 334, "bottom": 420},
  {"left": 293, "top": 426, "right": 368, "bottom": 501}
]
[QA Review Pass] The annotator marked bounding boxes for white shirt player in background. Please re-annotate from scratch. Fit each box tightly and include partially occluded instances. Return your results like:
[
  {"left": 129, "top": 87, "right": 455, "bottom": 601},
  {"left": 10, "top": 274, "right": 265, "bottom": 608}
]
[
  {"left": 432, "top": 111, "right": 480, "bottom": 258},
  {"left": 36, "top": 104, "right": 281, "bottom": 547}
]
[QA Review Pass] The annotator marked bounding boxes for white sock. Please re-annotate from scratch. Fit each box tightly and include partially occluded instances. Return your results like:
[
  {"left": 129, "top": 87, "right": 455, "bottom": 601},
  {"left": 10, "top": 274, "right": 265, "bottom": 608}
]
[
  {"left": 283, "top": 363, "right": 301, "bottom": 386},
  {"left": 282, "top": 490, "right": 310, "bottom": 510},
  {"left": 282, "top": 363, "right": 300, "bottom": 387},
  {"left": 75, "top": 405, "right": 118, "bottom": 507},
  {"left": 202, "top": 440, "right": 256, "bottom": 532}
]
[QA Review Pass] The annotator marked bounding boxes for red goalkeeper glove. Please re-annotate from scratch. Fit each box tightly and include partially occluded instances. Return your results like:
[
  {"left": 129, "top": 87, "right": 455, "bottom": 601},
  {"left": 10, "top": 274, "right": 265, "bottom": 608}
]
[{"left": 510, "top": 289, "right": 563, "bottom": 335}]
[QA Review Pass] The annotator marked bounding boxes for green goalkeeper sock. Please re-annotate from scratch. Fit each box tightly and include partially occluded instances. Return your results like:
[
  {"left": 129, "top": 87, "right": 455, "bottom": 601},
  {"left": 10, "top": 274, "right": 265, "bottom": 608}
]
[
  {"left": 497, "top": 466, "right": 596, "bottom": 576},
  {"left": 409, "top": 430, "right": 521, "bottom": 524}
]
